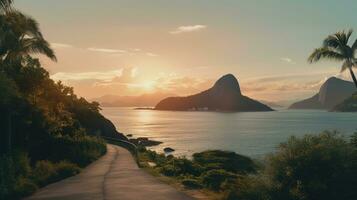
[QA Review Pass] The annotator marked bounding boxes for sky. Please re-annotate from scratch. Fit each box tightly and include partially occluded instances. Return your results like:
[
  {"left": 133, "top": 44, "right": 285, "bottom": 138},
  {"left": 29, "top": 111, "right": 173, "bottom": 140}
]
[{"left": 14, "top": 0, "right": 357, "bottom": 103}]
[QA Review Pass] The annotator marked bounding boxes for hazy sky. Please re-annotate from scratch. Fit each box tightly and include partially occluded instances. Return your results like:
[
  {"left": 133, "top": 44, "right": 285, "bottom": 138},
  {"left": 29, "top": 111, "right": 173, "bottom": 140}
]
[{"left": 15, "top": 0, "right": 357, "bottom": 102}]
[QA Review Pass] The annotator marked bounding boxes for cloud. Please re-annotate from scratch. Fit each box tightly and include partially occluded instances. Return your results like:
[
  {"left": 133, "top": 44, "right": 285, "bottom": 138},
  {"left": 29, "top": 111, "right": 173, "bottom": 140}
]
[
  {"left": 280, "top": 57, "right": 296, "bottom": 64},
  {"left": 131, "top": 67, "right": 139, "bottom": 77},
  {"left": 51, "top": 70, "right": 123, "bottom": 81},
  {"left": 87, "top": 47, "right": 127, "bottom": 54},
  {"left": 51, "top": 42, "right": 73, "bottom": 49},
  {"left": 146, "top": 52, "right": 159, "bottom": 57},
  {"left": 170, "top": 25, "right": 207, "bottom": 34}
]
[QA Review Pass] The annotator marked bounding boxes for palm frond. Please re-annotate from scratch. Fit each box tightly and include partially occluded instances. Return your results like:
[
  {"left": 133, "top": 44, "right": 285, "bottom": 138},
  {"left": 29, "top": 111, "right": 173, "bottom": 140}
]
[
  {"left": 323, "top": 29, "right": 353, "bottom": 50},
  {"left": 308, "top": 47, "right": 345, "bottom": 63},
  {"left": 0, "top": 0, "right": 12, "bottom": 11},
  {"left": 5, "top": 10, "right": 43, "bottom": 38},
  {"left": 352, "top": 39, "right": 357, "bottom": 52},
  {"left": 336, "top": 29, "right": 353, "bottom": 46},
  {"left": 23, "top": 38, "right": 57, "bottom": 61}
]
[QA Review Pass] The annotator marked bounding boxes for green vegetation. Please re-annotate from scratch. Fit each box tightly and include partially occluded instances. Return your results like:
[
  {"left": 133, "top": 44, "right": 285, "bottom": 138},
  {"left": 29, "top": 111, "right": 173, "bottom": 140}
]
[
  {"left": 138, "top": 131, "right": 357, "bottom": 200},
  {"left": 333, "top": 92, "right": 357, "bottom": 112},
  {"left": 138, "top": 147, "right": 257, "bottom": 194},
  {"left": 308, "top": 29, "right": 357, "bottom": 88},
  {"left": 0, "top": 1, "right": 110, "bottom": 199}
]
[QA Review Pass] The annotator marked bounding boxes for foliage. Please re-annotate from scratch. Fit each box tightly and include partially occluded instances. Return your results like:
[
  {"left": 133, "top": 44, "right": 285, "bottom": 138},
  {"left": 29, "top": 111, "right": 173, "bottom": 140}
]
[
  {"left": 308, "top": 29, "right": 357, "bottom": 88},
  {"left": 139, "top": 132, "right": 357, "bottom": 200},
  {"left": 32, "top": 160, "right": 81, "bottom": 186},
  {"left": 225, "top": 131, "right": 357, "bottom": 200},
  {"left": 201, "top": 169, "right": 237, "bottom": 191},
  {"left": 32, "top": 160, "right": 57, "bottom": 186},
  {"left": 265, "top": 131, "right": 357, "bottom": 200},
  {"left": 0, "top": 1, "right": 111, "bottom": 199},
  {"left": 193, "top": 150, "right": 256, "bottom": 174},
  {"left": 181, "top": 178, "right": 203, "bottom": 189},
  {"left": 55, "top": 161, "right": 81, "bottom": 179},
  {"left": 46, "top": 135, "right": 106, "bottom": 167}
]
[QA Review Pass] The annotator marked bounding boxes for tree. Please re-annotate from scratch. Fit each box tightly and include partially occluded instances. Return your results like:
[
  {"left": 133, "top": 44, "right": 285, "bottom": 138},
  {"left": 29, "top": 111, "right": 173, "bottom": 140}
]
[
  {"left": 308, "top": 29, "right": 357, "bottom": 88},
  {"left": 0, "top": 4, "right": 56, "bottom": 154},
  {"left": 0, "top": 10, "right": 56, "bottom": 67},
  {"left": 0, "top": 0, "right": 12, "bottom": 12}
]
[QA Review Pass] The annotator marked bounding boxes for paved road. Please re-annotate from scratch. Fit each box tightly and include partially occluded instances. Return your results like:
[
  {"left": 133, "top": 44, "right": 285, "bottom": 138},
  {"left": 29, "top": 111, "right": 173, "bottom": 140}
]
[{"left": 27, "top": 145, "right": 193, "bottom": 200}]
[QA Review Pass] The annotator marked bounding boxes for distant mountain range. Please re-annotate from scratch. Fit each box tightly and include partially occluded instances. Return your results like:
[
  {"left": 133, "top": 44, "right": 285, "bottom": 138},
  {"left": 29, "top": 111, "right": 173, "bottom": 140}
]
[
  {"left": 155, "top": 74, "right": 273, "bottom": 112},
  {"left": 289, "top": 77, "right": 356, "bottom": 110},
  {"left": 92, "top": 92, "right": 174, "bottom": 107}
]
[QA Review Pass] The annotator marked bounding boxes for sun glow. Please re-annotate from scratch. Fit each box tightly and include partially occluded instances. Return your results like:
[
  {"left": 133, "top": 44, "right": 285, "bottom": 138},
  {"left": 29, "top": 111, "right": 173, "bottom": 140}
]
[{"left": 138, "top": 81, "right": 156, "bottom": 91}]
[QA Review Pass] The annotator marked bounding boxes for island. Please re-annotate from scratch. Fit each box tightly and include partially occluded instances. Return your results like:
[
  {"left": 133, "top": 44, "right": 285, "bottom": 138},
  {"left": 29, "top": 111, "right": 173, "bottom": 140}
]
[{"left": 155, "top": 74, "right": 273, "bottom": 112}]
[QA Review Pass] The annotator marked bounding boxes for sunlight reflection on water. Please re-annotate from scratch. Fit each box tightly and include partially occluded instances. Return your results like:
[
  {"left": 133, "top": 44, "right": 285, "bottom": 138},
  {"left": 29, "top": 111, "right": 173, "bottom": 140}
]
[{"left": 101, "top": 107, "right": 357, "bottom": 158}]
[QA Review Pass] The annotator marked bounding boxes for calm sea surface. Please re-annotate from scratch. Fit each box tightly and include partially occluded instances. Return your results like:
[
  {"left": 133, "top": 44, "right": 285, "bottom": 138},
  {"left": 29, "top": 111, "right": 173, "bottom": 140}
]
[{"left": 101, "top": 107, "right": 357, "bottom": 158}]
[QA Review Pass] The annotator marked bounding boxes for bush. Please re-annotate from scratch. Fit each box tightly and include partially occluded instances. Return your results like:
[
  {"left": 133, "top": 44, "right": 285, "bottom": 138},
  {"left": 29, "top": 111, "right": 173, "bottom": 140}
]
[
  {"left": 13, "top": 177, "right": 38, "bottom": 198},
  {"left": 47, "top": 135, "right": 106, "bottom": 167},
  {"left": 55, "top": 161, "right": 81, "bottom": 179},
  {"left": 181, "top": 178, "right": 203, "bottom": 189},
  {"left": 0, "top": 151, "right": 34, "bottom": 199},
  {"left": 32, "top": 160, "right": 57, "bottom": 186},
  {"left": 0, "top": 155, "right": 16, "bottom": 199},
  {"left": 193, "top": 150, "right": 256, "bottom": 174},
  {"left": 266, "top": 131, "right": 357, "bottom": 200},
  {"left": 232, "top": 175, "right": 272, "bottom": 200},
  {"left": 201, "top": 169, "right": 237, "bottom": 191}
]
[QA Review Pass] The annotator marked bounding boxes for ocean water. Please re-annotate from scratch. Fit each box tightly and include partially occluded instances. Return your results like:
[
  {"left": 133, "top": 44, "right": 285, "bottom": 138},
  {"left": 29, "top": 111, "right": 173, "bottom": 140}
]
[{"left": 101, "top": 107, "right": 357, "bottom": 158}]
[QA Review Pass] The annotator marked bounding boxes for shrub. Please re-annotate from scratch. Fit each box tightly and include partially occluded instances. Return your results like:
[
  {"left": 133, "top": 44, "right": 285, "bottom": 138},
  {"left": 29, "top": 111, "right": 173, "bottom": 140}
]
[
  {"left": 266, "top": 131, "right": 357, "bottom": 200},
  {"left": 48, "top": 135, "right": 106, "bottom": 167},
  {"left": 193, "top": 150, "right": 256, "bottom": 174},
  {"left": 55, "top": 161, "right": 81, "bottom": 179},
  {"left": 0, "top": 155, "right": 16, "bottom": 199},
  {"left": 32, "top": 160, "right": 57, "bottom": 186},
  {"left": 13, "top": 177, "right": 38, "bottom": 198},
  {"left": 181, "top": 178, "right": 203, "bottom": 189},
  {"left": 201, "top": 169, "right": 237, "bottom": 191},
  {"left": 232, "top": 175, "right": 273, "bottom": 200},
  {"left": 0, "top": 151, "right": 34, "bottom": 199},
  {"left": 159, "top": 164, "right": 176, "bottom": 177}
]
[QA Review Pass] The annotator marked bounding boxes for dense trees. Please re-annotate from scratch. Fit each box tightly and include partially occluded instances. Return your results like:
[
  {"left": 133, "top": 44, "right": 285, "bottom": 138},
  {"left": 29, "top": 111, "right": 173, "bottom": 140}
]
[{"left": 0, "top": 1, "right": 114, "bottom": 199}]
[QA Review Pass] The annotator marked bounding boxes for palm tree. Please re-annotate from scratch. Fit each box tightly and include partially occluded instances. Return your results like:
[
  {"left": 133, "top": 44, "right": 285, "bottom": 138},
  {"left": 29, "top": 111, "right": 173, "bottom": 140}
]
[
  {"left": 0, "top": 2, "right": 56, "bottom": 153},
  {"left": 0, "top": 0, "right": 12, "bottom": 10},
  {"left": 308, "top": 30, "right": 357, "bottom": 88},
  {"left": 0, "top": 11, "right": 56, "bottom": 66}
]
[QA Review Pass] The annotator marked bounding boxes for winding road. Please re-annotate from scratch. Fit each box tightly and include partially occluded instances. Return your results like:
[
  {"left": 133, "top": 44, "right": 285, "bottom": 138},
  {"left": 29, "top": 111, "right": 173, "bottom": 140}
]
[{"left": 27, "top": 145, "right": 193, "bottom": 200}]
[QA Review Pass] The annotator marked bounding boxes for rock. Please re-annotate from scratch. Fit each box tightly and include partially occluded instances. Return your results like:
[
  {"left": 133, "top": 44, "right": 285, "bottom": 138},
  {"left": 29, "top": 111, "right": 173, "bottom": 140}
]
[
  {"left": 129, "top": 137, "right": 163, "bottom": 147},
  {"left": 126, "top": 134, "right": 133, "bottom": 137},
  {"left": 164, "top": 147, "right": 175, "bottom": 153},
  {"left": 155, "top": 74, "right": 273, "bottom": 112}
]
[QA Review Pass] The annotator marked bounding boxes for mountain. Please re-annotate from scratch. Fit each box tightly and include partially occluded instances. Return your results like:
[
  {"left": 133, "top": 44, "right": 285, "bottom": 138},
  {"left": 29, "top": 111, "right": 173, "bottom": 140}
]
[
  {"left": 92, "top": 92, "right": 174, "bottom": 107},
  {"left": 289, "top": 77, "right": 356, "bottom": 110},
  {"left": 155, "top": 74, "right": 273, "bottom": 112},
  {"left": 332, "top": 92, "right": 357, "bottom": 112},
  {"left": 259, "top": 100, "right": 285, "bottom": 108}
]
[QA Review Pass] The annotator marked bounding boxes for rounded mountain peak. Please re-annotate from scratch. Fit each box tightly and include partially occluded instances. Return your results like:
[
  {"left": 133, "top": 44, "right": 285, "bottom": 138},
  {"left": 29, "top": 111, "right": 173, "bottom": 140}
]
[{"left": 213, "top": 74, "right": 241, "bottom": 94}]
